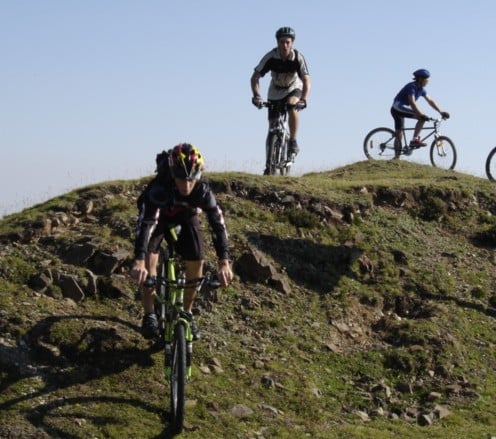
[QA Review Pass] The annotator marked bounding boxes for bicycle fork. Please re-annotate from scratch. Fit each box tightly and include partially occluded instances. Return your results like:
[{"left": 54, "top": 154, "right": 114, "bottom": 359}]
[{"left": 433, "top": 133, "right": 447, "bottom": 157}]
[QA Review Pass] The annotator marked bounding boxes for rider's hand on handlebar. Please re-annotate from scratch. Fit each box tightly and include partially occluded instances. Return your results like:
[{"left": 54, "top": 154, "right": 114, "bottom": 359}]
[
  {"left": 251, "top": 96, "right": 263, "bottom": 109},
  {"left": 441, "top": 111, "right": 450, "bottom": 120},
  {"left": 295, "top": 99, "right": 307, "bottom": 110}
]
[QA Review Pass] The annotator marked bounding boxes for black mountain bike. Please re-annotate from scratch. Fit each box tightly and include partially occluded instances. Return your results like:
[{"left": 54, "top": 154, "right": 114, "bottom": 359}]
[
  {"left": 363, "top": 117, "right": 457, "bottom": 170},
  {"left": 261, "top": 101, "right": 296, "bottom": 176},
  {"left": 485, "top": 146, "right": 496, "bottom": 181},
  {"left": 143, "top": 226, "right": 220, "bottom": 434}
]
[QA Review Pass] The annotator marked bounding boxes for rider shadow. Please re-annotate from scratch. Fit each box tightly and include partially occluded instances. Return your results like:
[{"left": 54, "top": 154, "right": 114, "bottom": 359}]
[
  {"left": 246, "top": 232, "right": 364, "bottom": 294},
  {"left": 0, "top": 314, "right": 176, "bottom": 436}
]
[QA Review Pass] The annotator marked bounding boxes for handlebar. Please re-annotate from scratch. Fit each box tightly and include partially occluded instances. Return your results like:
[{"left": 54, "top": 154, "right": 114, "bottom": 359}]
[
  {"left": 261, "top": 101, "right": 297, "bottom": 110},
  {"left": 144, "top": 273, "right": 221, "bottom": 290}
]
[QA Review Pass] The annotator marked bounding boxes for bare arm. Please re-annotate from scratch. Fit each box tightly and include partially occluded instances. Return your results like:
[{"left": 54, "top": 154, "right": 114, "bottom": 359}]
[
  {"left": 424, "top": 94, "right": 445, "bottom": 115},
  {"left": 407, "top": 94, "right": 424, "bottom": 118},
  {"left": 301, "top": 74, "right": 311, "bottom": 101},
  {"left": 250, "top": 70, "right": 262, "bottom": 98}
]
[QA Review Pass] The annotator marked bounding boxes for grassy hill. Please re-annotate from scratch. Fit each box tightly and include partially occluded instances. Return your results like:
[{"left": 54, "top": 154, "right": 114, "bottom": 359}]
[{"left": 1, "top": 160, "right": 496, "bottom": 438}]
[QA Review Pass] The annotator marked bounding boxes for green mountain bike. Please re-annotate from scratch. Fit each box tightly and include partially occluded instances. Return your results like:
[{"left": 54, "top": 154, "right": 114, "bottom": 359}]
[{"left": 143, "top": 226, "right": 220, "bottom": 434}]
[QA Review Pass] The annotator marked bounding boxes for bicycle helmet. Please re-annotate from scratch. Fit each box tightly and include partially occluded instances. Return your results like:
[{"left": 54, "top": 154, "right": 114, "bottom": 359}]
[
  {"left": 169, "top": 143, "right": 204, "bottom": 180},
  {"left": 413, "top": 68, "right": 430, "bottom": 79},
  {"left": 275, "top": 26, "right": 295, "bottom": 40}
]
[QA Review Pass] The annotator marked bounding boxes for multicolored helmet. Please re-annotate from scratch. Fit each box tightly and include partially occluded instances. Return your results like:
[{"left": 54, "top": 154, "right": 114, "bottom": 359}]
[
  {"left": 169, "top": 143, "right": 204, "bottom": 180},
  {"left": 275, "top": 26, "right": 295, "bottom": 40},
  {"left": 413, "top": 69, "right": 430, "bottom": 79}
]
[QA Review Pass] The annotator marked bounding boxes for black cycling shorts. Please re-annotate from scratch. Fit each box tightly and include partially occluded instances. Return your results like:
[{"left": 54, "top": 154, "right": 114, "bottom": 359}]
[
  {"left": 267, "top": 89, "right": 302, "bottom": 120},
  {"left": 147, "top": 212, "right": 205, "bottom": 261},
  {"left": 390, "top": 106, "right": 416, "bottom": 131}
]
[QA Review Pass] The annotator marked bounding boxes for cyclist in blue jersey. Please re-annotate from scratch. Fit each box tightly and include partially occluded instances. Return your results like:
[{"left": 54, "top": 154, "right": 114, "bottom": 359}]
[{"left": 391, "top": 69, "right": 450, "bottom": 159}]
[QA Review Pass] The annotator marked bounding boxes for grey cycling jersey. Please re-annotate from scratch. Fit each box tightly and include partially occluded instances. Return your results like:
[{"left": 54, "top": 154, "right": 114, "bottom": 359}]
[{"left": 254, "top": 48, "right": 309, "bottom": 101}]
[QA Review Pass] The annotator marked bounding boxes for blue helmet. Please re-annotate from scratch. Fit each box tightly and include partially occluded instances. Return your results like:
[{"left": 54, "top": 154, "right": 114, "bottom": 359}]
[
  {"left": 413, "top": 69, "right": 430, "bottom": 79},
  {"left": 275, "top": 26, "right": 295, "bottom": 40}
]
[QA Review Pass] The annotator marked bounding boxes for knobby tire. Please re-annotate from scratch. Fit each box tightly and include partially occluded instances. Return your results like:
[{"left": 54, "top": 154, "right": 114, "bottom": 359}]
[
  {"left": 155, "top": 249, "right": 167, "bottom": 335},
  {"left": 486, "top": 147, "right": 496, "bottom": 181},
  {"left": 267, "top": 133, "right": 279, "bottom": 175},
  {"left": 170, "top": 322, "right": 187, "bottom": 434}
]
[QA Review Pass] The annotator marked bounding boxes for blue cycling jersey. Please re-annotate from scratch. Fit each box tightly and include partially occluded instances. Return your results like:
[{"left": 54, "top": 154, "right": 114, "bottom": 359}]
[{"left": 393, "top": 81, "right": 426, "bottom": 107}]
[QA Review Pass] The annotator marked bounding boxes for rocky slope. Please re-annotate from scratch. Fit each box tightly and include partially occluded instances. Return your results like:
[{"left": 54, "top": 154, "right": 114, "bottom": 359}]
[{"left": 1, "top": 161, "right": 496, "bottom": 438}]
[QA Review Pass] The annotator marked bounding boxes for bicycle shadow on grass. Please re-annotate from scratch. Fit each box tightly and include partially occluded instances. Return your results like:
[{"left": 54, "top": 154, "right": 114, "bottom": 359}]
[
  {"left": 23, "top": 395, "right": 175, "bottom": 439},
  {"left": 246, "top": 233, "right": 364, "bottom": 294},
  {"left": 0, "top": 314, "right": 178, "bottom": 436}
]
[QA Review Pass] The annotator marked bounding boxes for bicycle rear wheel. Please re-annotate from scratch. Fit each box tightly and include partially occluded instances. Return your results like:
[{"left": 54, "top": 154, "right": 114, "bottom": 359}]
[
  {"left": 429, "top": 136, "right": 457, "bottom": 170},
  {"left": 363, "top": 127, "right": 396, "bottom": 160},
  {"left": 486, "top": 147, "right": 496, "bottom": 181},
  {"left": 170, "top": 322, "right": 186, "bottom": 434}
]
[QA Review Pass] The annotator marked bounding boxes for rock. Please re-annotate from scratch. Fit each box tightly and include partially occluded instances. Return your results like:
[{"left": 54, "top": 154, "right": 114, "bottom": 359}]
[
  {"left": 234, "top": 246, "right": 292, "bottom": 294},
  {"left": 355, "top": 410, "right": 370, "bottom": 422},
  {"left": 417, "top": 412, "right": 435, "bottom": 426},
  {"left": 231, "top": 404, "right": 254, "bottom": 419},
  {"left": 63, "top": 242, "right": 98, "bottom": 265},
  {"left": 434, "top": 404, "right": 452, "bottom": 419},
  {"left": 261, "top": 375, "right": 274, "bottom": 388},
  {"left": 90, "top": 248, "right": 129, "bottom": 275},
  {"left": 427, "top": 391, "right": 442, "bottom": 401},
  {"left": 29, "top": 270, "right": 53, "bottom": 292},
  {"left": 58, "top": 274, "right": 85, "bottom": 302}
]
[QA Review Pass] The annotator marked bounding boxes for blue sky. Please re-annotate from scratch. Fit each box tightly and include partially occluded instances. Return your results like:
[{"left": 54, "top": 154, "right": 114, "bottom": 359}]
[{"left": 2, "top": 0, "right": 495, "bottom": 216}]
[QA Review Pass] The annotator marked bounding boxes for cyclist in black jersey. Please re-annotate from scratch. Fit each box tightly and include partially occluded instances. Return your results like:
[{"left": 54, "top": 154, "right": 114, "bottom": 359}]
[{"left": 130, "top": 143, "right": 233, "bottom": 340}]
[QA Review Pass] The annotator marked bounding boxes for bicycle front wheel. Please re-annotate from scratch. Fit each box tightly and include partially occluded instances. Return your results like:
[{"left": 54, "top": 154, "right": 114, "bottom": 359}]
[
  {"left": 429, "top": 136, "right": 457, "bottom": 170},
  {"left": 155, "top": 248, "right": 168, "bottom": 335},
  {"left": 170, "top": 323, "right": 186, "bottom": 434},
  {"left": 266, "top": 133, "right": 280, "bottom": 175},
  {"left": 363, "top": 127, "right": 396, "bottom": 160},
  {"left": 486, "top": 147, "right": 496, "bottom": 181}
]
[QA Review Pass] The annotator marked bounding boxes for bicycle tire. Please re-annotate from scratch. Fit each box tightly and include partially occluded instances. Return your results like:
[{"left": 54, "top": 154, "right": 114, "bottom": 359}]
[
  {"left": 363, "top": 127, "right": 396, "bottom": 160},
  {"left": 429, "top": 135, "right": 457, "bottom": 170},
  {"left": 155, "top": 248, "right": 168, "bottom": 335},
  {"left": 486, "top": 147, "right": 496, "bottom": 181},
  {"left": 266, "top": 133, "right": 279, "bottom": 175},
  {"left": 280, "top": 134, "right": 291, "bottom": 176},
  {"left": 170, "top": 322, "right": 186, "bottom": 434}
]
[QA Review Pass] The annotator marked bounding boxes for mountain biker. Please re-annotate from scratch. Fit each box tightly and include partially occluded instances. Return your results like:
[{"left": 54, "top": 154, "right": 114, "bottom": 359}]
[
  {"left": 130, "top": 143, "right": 233, "bottom": 340},
  {"left": 391, "top": 69, "right": 450, "bottom": 159},
  {"left": 251, "top": 26, "right": 311, "bottom": 175}
]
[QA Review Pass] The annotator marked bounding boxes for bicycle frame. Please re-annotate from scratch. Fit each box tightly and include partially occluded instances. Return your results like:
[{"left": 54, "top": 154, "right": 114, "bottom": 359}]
[
  {"left": 399, "top": 119, "right": 442, "bottom": 150},
  {"left": 143, "top": 225, "right": 220, "bottom": 434},
  {"left": 153, "top": 228, "right": 194, "bottom": 378},
  {"left": 363, "top": 117, "right": 457, "bottom": 169}
]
